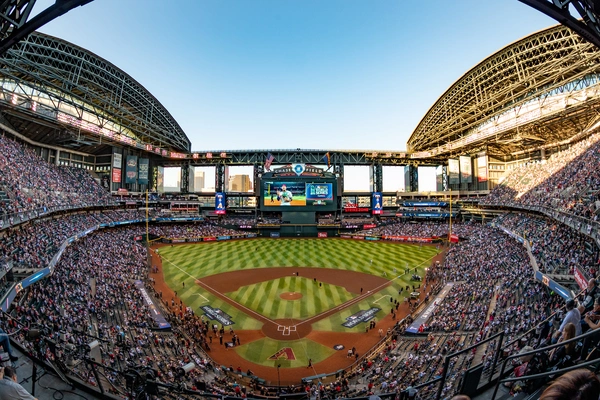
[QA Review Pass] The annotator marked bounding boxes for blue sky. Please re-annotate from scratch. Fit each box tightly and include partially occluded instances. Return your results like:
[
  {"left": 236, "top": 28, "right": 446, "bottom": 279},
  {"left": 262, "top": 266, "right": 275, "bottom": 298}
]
[{"left": 34, "top": 0, "right": 555, "bottom": 153}]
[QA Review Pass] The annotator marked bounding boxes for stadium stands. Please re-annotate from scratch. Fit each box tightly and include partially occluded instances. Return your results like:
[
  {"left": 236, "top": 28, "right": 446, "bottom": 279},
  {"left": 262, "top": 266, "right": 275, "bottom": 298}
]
[
  {"left": 496, "top": 213, "right": 599, "bottom": 277},
  {"left": 0, "top": 135, "right": 115, "bottom": 228},
  {"left": 482, "top": 132, "right": 600, "bottom": 221},
  {"left": 1, "top": 131, "right": 600, "bottom": 399}
]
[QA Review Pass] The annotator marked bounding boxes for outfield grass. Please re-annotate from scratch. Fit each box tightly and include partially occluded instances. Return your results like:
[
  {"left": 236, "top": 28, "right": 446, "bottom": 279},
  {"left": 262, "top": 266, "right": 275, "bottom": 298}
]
[
  {"left": 158, "top": 238, "right": 439, "bottom": 331},
  {"left": 227, "top": 276, "right": 356, "bottom": 320}
]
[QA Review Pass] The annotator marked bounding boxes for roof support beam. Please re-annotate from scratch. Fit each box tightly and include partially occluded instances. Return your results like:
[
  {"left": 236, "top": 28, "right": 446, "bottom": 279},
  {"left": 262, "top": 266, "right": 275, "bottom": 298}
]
[
  {"left": 519, "top": 0, "right": 600, "bottom": 49},
  {"left": 0, "top": 0, "right": 94, "bottom": 56}
]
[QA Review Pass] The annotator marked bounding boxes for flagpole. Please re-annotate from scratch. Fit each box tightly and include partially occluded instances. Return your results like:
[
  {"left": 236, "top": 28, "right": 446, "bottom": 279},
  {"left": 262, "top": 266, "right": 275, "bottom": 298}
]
[{"left": 448, "top": 192, "right": 452, "bottom": 244}]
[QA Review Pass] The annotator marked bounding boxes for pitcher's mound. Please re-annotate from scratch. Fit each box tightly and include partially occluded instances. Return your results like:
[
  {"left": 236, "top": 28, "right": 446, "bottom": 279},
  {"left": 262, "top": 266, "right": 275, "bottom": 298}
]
[{"left": 280, "top": 292, "right": 303, "bottom": 300}]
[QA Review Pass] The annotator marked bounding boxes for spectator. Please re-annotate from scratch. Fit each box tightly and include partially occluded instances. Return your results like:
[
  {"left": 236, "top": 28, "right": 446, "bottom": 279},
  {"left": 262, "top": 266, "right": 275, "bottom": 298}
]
[
  {"left": 579, "top": 278, "right": 600, "bottom": 315},
  {"left": 553, "top": 299, "right": 581, "bottom": 341},
  {"left": 548, "top": 322, "right": 576, "bottom": 370},
  {"left": 0, "top": 366, "right": 37, "bottom": 400},
  {"left": 0, "top": 327, "right": 18, "bottom": 361},
  {"left": 540, "top": 368, "right": 600, "bottom": 400}
]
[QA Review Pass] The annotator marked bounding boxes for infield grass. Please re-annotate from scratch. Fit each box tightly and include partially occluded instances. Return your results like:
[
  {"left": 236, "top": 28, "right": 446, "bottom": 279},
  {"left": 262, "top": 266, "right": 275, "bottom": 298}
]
[{"left": 227, "top": 276, "right": 356, "bottom": 320}]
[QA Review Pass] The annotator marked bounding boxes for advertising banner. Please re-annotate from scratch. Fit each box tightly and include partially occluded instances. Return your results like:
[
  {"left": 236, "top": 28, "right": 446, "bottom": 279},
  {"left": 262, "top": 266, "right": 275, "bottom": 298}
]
[
  {"left": 383, "top": 236, "right": 433, "bottom": 243},
  {"left": 342, "top": 308, "right": 381, "bottom": 328},
  {"left": 318, "top": 232, "right": 328, "bottom": 238},
  {"left": 575, "top": 267, "right": 590, "bottom": 291},
  {"left": 138, "top": 158, "right": 149, "bottom": 184},
  {"left": 134, "top": 280, "right": 171, "bottom": 329},
  {"left": 125, "top": 155, "right": 138, "bottom": 184},
  {"left": 448, "top": 159, "right": 459, "bottom": 185},
  {"left": 406, "top": 283, "right": 453, "bottom": 333},
  {"left": 215, "top": 192, "right": 226, "bottom": 215},
  {"left": 344, "top": 206, "right": 369, "bottom": 213},
  {"left": 477, "top": 154, "right": 488, "bottom": 183},
  {"left": 459, "top": 155, "right": 472, "bottom": 184},
  {"left": 112, "top": 168, "right": 121, "bottom": 183},
  {"left": 372, "top": 192, "right": 383, "bottom": 215},
  {"left": 534, "top": 271, "right": 573, "bottom": 300},
  {"left": 113, "top": 153, "right": 122, "bottom": 169},
  {"left": 200, "top": 305, "right": 235, "bottom": 326}
]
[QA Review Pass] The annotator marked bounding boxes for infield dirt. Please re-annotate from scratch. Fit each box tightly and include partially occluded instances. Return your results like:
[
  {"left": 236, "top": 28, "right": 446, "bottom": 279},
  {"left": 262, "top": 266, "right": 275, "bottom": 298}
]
[{"left": 149, "top": 242, "right": 444, "bottom": 385}]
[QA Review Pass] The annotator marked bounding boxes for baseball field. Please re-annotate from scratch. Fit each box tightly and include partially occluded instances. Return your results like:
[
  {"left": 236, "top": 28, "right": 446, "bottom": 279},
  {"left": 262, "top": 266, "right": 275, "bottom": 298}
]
[{"left": 152, "top": 238, "right": 441, "bottom": 383}]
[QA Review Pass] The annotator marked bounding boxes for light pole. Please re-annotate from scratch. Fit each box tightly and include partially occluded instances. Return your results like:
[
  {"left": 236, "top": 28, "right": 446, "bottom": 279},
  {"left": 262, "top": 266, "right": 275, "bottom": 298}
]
[{"left": 277, "top": 364, "right": 281, "bottom": 394}]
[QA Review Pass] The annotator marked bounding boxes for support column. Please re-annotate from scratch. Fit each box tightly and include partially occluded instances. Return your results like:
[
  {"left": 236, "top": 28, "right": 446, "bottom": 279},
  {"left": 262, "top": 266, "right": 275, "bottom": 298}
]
[
  {"left": 180, "top": 162, "right": 190, "bottom": 193},
  {"left": 404, "top": 165, "right": 418, "bottom": 192},
  {"left": 253, "top": 163, "right": 263, "bottom": 196},
  {"left": 442, "top": 165, "right": 448, "bottom": 191},
  {"left": 373, "top": 164, "right": 383, "bottom": 193},
  {"left": 215, "top": 163, "right": 226, "bottom": 193}
]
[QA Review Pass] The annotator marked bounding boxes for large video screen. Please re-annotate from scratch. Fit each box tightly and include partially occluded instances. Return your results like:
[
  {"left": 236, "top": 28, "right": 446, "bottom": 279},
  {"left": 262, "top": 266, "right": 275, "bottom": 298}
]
[
  {"left": 263, "top": 181, "right": 307, "bottom": 206},
  {"left": 262, "top": 180, "right": 336, "bottom": 210},
  {"left": 306, "top": 183, "right": 333, "bottom": 201}
]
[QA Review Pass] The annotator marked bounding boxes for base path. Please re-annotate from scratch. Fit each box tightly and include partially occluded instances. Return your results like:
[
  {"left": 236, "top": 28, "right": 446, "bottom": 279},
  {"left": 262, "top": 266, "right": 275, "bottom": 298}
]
[
  {"left": 149, "top": 242, "right": 446, "bottom": 385},
  {"left": 197, "top": 267, "right": 392, "bottom": 340}
]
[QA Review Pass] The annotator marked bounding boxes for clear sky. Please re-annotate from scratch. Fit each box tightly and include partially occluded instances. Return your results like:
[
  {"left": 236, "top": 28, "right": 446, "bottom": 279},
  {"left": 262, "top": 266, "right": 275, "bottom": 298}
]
[{"left": 31, "top": 0, "right": 556, "bottom": 153}]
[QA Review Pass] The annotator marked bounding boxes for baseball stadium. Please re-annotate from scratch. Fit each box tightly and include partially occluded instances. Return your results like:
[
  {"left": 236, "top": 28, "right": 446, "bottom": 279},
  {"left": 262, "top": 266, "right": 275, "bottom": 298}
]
[{"left": 1, "top": 2, "right": 600, "bottom": 400}]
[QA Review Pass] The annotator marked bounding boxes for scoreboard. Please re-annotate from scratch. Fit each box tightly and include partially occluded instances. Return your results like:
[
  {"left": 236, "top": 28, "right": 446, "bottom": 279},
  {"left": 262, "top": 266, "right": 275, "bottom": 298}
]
[{"left": 261, "top": 178, "right": 337, "bottom": 211}]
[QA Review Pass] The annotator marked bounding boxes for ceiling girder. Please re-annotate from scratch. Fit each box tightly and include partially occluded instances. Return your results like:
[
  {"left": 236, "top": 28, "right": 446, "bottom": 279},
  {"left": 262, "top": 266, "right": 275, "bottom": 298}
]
[{"left": 0, "top": 0, "right": 93, "bottom": 56}]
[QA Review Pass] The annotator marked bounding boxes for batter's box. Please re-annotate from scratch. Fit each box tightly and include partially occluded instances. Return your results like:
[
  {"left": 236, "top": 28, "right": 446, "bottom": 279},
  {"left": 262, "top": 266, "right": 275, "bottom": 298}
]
[{"left": 277, "top": 326, "right": 297, "bottom": 336}]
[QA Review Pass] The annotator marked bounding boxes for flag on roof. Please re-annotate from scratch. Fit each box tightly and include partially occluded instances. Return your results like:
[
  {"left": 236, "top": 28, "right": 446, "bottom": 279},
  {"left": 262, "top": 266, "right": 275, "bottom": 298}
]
[
  {"left": 322, "top": 152, "right": 331, "bottom": 168},
  {"left": 264, "top": 152, "right": 275, "bottom": 171}
]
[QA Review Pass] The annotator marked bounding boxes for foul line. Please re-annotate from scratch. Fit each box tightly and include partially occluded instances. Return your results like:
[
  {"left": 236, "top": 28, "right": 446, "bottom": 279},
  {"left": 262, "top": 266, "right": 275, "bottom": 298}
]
[
  {"left": 373, "top": 295, "right": 391, "bottom": 304},
  {"left": 190, "top": 293, "right": 210, "bottom": 303},
  {"left": 160, "top": 255, "right": 281, "bottom": 327},
  {"left": 161, "top": 250, "right": 440, "bottom": 330},
  {"left": 297, "top": 251, "right": 440, "bottom": 327}
]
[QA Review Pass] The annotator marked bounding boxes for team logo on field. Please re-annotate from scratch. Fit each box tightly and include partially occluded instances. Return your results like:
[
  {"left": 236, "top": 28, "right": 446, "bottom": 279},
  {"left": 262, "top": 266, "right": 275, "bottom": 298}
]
[{"left": 268, "top": 347, "right": 296, "bottom": 360}]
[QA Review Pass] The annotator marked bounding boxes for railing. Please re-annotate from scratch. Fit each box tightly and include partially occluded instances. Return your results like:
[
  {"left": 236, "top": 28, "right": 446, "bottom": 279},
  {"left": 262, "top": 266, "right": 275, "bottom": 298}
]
[
  {"left": 374, "top": 331, "right": 506, "bottom": 400},
  {"left": 491, "top": 326, "right": 600, "bottom": 399},
  {"left": 484, "top": 202, "right": 600, "bottom": 248},
  {"left": 0, "top": 201, "right": 118, "bottom": 231}
]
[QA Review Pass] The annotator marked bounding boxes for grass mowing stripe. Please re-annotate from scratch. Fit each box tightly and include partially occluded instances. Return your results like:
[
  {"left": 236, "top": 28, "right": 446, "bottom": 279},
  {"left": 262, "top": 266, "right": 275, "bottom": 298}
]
[{"left": 159, "top": 238, "right": 440, "bottom": 328}]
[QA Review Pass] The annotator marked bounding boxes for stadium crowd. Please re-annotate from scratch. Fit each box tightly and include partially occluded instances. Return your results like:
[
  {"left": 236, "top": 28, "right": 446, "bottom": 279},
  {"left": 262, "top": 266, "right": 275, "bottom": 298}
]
[
  {"left": 357, "top": 221, "right": 450, "bottom": 238},
  {"left": 0, "top": 221, "right": 254, "bottom": 397},
  {"left": 0, "top": 211, "right": 597, "bottom": 399},
  {"left": 482, "top": 132, "right": 600, "bottom": 221},
  {"left": 0, "top": 135, "right": 115, "bottom": 222},
  {"left": 495, "top": 212, "right": 599, "bottom": 277},
  {"left": 0, "top": 131, "right": 599, "bottom": 398}
]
